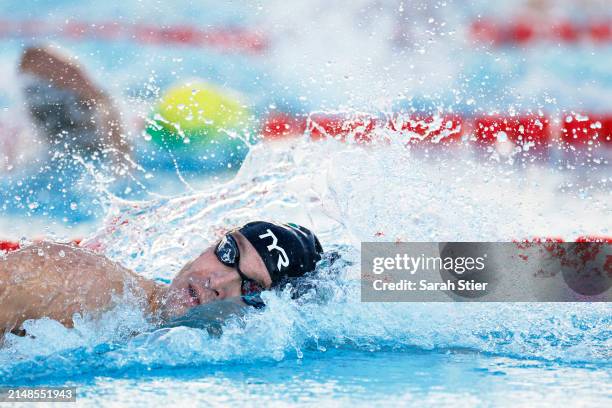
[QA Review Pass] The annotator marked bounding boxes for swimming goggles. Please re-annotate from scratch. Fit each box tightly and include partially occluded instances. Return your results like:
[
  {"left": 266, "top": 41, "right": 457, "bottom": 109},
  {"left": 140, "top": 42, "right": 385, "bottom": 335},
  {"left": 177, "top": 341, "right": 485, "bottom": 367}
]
[{"left": 215, "top": 233, "right": 265, "bottom": 308}]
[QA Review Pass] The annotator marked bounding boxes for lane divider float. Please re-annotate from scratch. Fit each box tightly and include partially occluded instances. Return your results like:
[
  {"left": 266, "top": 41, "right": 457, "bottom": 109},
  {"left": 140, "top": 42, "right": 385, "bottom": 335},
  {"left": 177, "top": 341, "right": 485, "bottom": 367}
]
[
  {"left": 0, "top": 19, "right": 268, "bottom": 54},
  {"left": 261, "top": 111, "right": 612, "bottom": 151},
  {"left": 2, "top": 236, "right": 610, "bottom": 253},
  {"left": 470, "top": 19, "right": 612, "bottom": 46}
]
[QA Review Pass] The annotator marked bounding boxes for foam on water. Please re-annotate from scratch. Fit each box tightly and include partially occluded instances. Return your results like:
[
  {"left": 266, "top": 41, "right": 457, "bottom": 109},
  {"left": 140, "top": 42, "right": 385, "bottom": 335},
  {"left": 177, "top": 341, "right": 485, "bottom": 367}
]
[{"left": 1, "top": 127, "right": 610, "bottom": 384}]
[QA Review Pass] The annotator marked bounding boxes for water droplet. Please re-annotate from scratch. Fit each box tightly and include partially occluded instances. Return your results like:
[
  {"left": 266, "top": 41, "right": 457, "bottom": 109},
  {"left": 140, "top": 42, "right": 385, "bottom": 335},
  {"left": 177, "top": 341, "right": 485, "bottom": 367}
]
[{"left": 496, "top": 131, "right": 508, "bottom": 142}]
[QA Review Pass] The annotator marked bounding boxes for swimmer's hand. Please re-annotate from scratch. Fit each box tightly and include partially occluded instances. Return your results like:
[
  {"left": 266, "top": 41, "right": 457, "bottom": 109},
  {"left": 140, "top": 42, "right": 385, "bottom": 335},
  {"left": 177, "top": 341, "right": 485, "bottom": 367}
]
[{"left": 162, "top": 298, "right": 250, "bottom": 336}]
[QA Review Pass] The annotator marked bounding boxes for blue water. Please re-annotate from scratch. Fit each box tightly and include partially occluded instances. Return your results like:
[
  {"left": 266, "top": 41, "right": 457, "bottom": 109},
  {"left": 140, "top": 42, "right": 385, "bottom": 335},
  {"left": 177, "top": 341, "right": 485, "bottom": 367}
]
[
  {"left": 1, "top": 296, "right": 610, "bottom": 406},
  {"left": 8, "top": 349, "right": 612, "bottom": 406}
]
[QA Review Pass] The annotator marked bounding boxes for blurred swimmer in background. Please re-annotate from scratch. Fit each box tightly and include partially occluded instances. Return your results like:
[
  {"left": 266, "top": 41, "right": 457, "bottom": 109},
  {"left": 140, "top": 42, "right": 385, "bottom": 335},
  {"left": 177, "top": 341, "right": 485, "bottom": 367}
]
[
  {"left": 0, "top": 44, "right": 253, "bottom": 221},
  {"left": 19, "top": 46, "right": 129, "bottom": 160},
  {"left": 19, "top": 44, "right": 251, "bottom": 158}
]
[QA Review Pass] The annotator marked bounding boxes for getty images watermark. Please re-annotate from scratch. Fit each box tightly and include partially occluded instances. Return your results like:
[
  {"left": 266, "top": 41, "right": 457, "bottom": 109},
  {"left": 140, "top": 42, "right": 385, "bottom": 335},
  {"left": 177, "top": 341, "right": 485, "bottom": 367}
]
[{"left": 361, "top": 242, "right": 611, "bottom": 302}]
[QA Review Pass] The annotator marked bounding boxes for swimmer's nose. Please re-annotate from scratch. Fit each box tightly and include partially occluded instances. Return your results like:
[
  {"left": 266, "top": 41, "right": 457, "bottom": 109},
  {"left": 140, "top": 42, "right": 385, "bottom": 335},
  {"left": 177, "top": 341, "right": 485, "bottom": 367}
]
[
  {"left": 201, "top": 277, "right": 222, "bottom": 299},
  {"left": 213, "top": 272, "right": 240, "bottom": 299}
]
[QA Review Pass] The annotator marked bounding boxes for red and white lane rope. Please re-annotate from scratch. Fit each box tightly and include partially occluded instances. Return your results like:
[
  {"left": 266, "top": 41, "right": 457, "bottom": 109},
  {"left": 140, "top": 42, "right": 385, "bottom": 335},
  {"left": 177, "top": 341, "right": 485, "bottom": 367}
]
[
  {"left": 1, "top": 236, "right": 610, "bottom": 253},
  {"left": 470, "top": 18, "right": 612, "bottom": 45},
  {"left": 260, "top": 111, "right": 612, "bottom": 149},
  {"left": 0, "top": 19, "right": 268, "bottom": 54}
]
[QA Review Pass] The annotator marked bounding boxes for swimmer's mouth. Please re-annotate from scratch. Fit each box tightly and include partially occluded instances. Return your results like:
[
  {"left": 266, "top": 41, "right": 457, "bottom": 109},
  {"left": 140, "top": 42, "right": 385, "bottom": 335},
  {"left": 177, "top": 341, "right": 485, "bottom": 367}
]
[{"left": 187, "top": 283, "right": 201, "bottom": 306}]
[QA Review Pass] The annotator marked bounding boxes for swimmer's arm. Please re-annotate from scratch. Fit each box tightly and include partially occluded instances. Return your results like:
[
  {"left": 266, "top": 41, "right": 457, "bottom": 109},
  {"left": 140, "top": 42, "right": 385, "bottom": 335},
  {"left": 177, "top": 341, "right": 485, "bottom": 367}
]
[
  {"left": 0, "top": 242, "right": 156, "bottom": 334},
  {"left": 19, "top": 47, "right": 130, "bottom": 158},
  {"left": 19, "top": 47, "right": 102, "bottom": 102}
]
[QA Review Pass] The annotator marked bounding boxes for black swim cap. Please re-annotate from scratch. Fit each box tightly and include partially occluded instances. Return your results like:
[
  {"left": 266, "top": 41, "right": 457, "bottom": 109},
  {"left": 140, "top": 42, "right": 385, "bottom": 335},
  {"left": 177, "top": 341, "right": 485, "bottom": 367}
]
[{"left": 238, "top": 221, "right": 323, "bottom": 287}]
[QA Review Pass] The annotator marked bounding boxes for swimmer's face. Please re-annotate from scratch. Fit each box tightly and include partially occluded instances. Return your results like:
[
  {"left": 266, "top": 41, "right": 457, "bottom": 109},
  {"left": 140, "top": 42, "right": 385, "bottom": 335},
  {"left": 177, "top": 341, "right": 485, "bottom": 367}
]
[{"left": 164, "top": 232, "right": 272, "bottom": 318}]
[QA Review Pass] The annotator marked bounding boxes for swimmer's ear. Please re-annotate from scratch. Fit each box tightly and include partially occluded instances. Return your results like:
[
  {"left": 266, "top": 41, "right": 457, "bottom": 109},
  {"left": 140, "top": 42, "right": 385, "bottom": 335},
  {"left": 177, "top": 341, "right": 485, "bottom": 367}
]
[{"left": 265, "top": 249, "right": 348, "bottom": 302}]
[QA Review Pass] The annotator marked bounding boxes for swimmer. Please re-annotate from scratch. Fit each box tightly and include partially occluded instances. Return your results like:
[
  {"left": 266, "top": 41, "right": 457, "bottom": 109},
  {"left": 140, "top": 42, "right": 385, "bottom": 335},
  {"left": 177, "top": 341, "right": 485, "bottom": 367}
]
[
  {"left": 0, "top": 221, "right": 322, "bottom": 339},
  {"left": 19, "top": 46, "right": 129, "bottom": 158}
]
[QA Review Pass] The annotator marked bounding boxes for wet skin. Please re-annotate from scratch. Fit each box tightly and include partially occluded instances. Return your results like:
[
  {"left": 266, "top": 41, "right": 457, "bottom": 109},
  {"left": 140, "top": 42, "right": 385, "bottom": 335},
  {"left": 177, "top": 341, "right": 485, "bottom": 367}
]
[{"left": 0, "top": 232, "right": 270, "bottom": 337}]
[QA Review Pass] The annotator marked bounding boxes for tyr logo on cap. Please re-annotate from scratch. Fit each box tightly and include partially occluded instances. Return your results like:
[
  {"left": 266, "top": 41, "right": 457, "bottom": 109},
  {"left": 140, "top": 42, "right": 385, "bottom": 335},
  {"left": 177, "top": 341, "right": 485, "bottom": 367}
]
[
  {"left": 239, "top": 221, "right": 323, "bottom": 287},
  {"left": 259, "top": 229, "right": 289, "bottom": 270}
]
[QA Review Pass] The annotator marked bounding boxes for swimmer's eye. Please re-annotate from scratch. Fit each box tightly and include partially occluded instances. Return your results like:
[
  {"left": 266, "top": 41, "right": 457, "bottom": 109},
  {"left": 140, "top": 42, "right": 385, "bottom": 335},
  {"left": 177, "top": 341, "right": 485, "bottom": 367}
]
[{"left": 215, "top": 233, "right": 266, "bottom": 307}]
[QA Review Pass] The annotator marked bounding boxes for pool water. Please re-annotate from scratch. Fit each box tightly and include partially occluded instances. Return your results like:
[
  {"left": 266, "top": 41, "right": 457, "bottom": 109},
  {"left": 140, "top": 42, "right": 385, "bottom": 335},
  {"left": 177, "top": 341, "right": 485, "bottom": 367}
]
[
  {"left": 0, "top": 0, "right": 611, "bottom": 406},
  {"left": 1, "top": 133, "right": 611, "bottom": 406},
  {"left": 53, "top": 350, "right": 612, "bottom": 406},
  {"left": 2, "top": 296, "right": 610, "bottom": 406}
]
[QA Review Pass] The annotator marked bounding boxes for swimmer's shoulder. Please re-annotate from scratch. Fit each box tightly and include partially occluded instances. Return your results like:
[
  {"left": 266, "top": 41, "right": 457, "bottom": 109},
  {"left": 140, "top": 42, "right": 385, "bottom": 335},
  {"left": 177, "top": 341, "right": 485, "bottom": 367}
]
[{"left": 3, "top": 241, "right": 107, "bottom": 264}]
